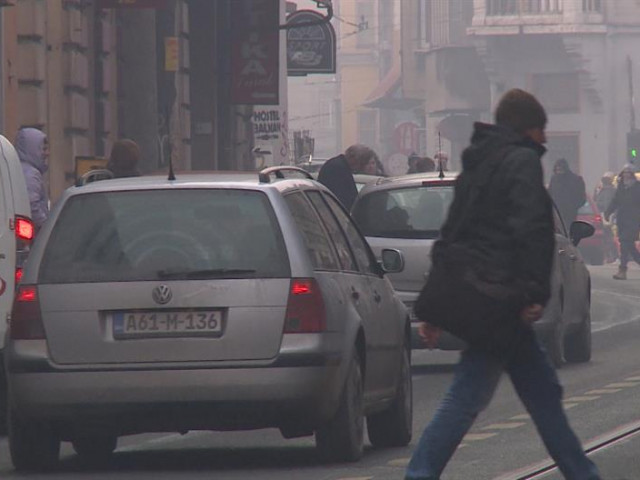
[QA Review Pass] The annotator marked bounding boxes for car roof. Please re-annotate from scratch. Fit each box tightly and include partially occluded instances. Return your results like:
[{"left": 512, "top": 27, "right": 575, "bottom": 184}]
[
  {"left": 357, "top": 171, "right": 459, "bottom": 196},
  {"left": 67, "top": 171, "right": 325, "bottom": 197}
]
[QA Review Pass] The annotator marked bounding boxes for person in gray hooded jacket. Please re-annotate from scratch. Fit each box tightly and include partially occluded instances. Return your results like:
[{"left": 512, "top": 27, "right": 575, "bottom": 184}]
[{"left": 16, "top": 127, "right": 49, "bottom": 233}]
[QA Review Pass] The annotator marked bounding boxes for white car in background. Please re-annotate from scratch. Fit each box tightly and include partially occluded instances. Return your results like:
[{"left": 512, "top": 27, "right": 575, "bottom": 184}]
[{"left": 0, "top": 134, "right": 34, "bottom": 433}]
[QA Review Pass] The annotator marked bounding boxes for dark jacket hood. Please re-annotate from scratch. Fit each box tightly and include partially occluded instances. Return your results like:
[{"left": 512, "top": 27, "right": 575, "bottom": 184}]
[{"left": 462, "top": 123, "right": 546, "bottom": 172}]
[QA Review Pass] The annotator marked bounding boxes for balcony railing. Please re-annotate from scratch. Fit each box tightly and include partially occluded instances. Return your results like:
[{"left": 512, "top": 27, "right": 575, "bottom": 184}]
[{"left": 486, "top": 0, "right": 563, "bottom": 16}]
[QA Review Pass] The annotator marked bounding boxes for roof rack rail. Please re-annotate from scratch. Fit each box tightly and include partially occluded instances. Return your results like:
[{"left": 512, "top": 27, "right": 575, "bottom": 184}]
[
  {"left": 258, "top": 166, "right": 314, "bottom": 184},
  {"left": 76, "top": 169, "right": 114, "bottom": 187}
]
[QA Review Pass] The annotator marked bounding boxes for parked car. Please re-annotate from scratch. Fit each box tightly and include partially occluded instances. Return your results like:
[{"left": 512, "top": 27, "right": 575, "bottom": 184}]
[
  {"left": 576, "top": 194, "right": 618, "bottom": 265},
  {"left": 0, "top": 134, "right": 34, "bottom": 434},
  {"left": 352, "top": 171, "right": 594, "bottom": 367},
  {"left": 5, "top": 166, "right": 411, "bottom": 471}
]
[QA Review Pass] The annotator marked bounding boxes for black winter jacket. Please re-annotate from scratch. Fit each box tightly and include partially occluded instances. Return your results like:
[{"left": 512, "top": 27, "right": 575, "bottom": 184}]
[
  {"left": 438, "top": 123, "right": 555, "bottom": 306},
  {"left": 317, "top": 154, "right": 358, "bottom": 211}
]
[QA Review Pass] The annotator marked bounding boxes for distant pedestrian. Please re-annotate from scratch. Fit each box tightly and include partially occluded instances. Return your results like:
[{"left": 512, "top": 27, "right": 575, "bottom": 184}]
[
  {"left": 434, "top": 151, "right": 449, "bottom": 171},
  {"left": 593, "top": 171, "right": 616, "bottom": 214},
  {"left": 318, "top": 144, "right": 376, "bottom": 210},
  {"left": 16, "top": 127, "right": 49, "bottom": 234},
  {"left": 107, "top": 139, "right": 141, "bottom": 179},
  {"left": 407, "top": 89, "right": 601, "bottom": 480},
  {"left": 605, "top": 164, "right": 640, "bottom": 280},
  {"left": 407, "top": 156, "right": 436, "bottom": 174},
  {"left": 548, "top": 158, "right": 586, "bottom": 227}
]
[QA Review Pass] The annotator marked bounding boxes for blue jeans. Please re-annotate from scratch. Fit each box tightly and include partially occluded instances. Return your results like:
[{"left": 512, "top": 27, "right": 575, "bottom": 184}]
[{"left": 405, "top": 328, "right": 600, "bottom": 480}]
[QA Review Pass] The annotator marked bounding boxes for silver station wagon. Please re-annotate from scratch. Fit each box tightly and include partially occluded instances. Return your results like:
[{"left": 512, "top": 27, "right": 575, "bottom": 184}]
[
  {"left": 6, "top": 167, "right": 411, "bottom": 471},
  {"left": 352, "top": 172, "right": 594, "bottom": 367}
]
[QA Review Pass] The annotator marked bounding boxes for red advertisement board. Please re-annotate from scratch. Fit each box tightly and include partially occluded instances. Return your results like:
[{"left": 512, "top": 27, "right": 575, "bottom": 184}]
[{"left": 230, "top": 0, "right": 280, "bottom": 105}]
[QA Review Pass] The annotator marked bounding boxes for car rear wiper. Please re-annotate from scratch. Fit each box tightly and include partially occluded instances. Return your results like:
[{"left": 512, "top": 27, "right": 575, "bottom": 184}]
[{"left": 157, "top": 268, "right": 257, "bottom": 279}]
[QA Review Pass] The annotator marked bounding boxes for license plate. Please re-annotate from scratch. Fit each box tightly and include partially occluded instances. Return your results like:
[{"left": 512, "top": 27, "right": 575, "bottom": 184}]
[{"left": 112, "top": 310, "right": 224, "bottom": 339}]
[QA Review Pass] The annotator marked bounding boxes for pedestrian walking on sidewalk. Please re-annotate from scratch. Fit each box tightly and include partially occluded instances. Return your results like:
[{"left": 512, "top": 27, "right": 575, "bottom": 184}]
[
  {"left": 405, "top": 89, "right": 601, "bottom": 480},
  {"left": 605, "top": 164, "right": 640, "bottom": 280}
]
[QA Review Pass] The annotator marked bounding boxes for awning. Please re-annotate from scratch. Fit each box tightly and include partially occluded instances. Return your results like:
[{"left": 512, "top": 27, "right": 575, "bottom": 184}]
[{"left": 363, "top": 63, "right": 417, "bottom": 110}]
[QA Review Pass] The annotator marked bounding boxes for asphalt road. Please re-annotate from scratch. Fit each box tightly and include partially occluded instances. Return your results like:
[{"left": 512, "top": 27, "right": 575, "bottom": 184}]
[{"left": 0, "top": 263, "right": 638, "bottom": 479}]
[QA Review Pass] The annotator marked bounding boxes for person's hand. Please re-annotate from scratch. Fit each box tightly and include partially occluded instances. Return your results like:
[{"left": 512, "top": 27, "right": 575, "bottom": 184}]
[
  {"left": 417, "top": 322, "right": 442, "bottom": 349},
  {"left": 521, "top": 304, "right": 543, "bottom": 325}
]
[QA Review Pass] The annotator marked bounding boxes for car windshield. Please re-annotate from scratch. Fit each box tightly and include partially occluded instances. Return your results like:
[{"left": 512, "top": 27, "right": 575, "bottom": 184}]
[
  {"left": 352, "top": 185, "right": 454, "bottom": 239},
  {"left": 39, "top": 189, "right": 290, "bottom": 283}
]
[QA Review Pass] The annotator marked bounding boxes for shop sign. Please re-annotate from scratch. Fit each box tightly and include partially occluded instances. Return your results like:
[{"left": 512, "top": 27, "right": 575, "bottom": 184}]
[
  {"left": 286, "top": 10, "right": 336, "bottom": 76},
  {"left": 230, "top": 0, "right": 280, "bottom": 105}
]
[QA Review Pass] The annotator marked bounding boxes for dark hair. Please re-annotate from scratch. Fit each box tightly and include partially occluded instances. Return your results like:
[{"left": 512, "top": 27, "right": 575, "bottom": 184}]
[
  {"left": 108, "top": 139, "right": 141, "bottom": 178},
  {"left": 494, "top": 88, "right": 547, "bottom": 134}
]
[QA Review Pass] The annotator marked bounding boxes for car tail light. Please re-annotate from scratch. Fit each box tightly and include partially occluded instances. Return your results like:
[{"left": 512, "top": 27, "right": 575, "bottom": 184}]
[
  {"left": 15, "top": 267, "right": 23, "bottom": 285},
  {"left": 594, "top": 215, "right": 602, "bottom": 224},
  {"left": 15, "top": 216, "right": 34, "bottom": 242},
  {"left": 10, "top": 285, "right": 46, "bottom": 340},
  {"left": 284, "top": 278, "right": 326, "bottom": 333}
]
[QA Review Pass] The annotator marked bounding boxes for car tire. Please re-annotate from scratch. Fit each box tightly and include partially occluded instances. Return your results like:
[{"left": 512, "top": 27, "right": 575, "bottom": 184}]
[
  {"left": 367, "top": 344, "right": 412, "bottom": 448},
  {"left": 315, "top": 351, "right": 364, "bottom": 462},
  {"left": 8, "top": 410, "right": 60, "bottom": 472},
  {"left": 564, "top": 305, "right": 592, "bottom": 363},
  {"left": 0, "top": 362, "right": 7, "bottom": 436},
  {"left": 72, "top": 435, "right": 118, "bottom": 464}
]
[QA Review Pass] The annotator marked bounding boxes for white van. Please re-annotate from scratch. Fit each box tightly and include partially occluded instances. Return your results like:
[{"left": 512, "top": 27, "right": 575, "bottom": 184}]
[{"left": 0, "top": 134, "right": 34, "bottom": 431}]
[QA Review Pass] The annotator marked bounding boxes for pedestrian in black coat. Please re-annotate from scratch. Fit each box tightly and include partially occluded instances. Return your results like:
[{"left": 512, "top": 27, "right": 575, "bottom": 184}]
[
  {"left": 317, "top": 144, "right": 376, "bottom": 211},
  {"left": 548, "top": 158, "right": 586, "bottom": 227},
  {"left": 605, "top": 164, "right": 640, "bottom": 280}
]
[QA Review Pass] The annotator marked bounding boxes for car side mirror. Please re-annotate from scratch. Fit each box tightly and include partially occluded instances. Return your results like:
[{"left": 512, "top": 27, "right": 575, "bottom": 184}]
[
  {"left": 569, "top": 220, "right": 595, "bottom": 247},
  {"left": 379, "top": 248, "right": 404, "bottom": 274}
]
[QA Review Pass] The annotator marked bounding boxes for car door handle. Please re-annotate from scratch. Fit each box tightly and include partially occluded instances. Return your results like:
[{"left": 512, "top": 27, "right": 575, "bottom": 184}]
[
  {"left": 351, "top": 287, "right": 360, "bottom": 301},
  {"left": 558, "top": 249, "right": 566, "bottom": 255},
  {"left": 569, "top": 254, "right": 577, "bottom": 261},
  {"left": 373, "top": 291, "right": 382, "bottom": 303}
]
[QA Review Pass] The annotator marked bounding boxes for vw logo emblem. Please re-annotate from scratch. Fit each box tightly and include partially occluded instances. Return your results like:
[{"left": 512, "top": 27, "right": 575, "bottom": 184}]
[{"left": 152, "top": 285, "right": 172, "bottom": 305}]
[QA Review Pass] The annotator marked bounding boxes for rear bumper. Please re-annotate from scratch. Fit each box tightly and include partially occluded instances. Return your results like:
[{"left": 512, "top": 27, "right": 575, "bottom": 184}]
[{"left": 6, "top": 340, "right": 346, "bottom": 435}]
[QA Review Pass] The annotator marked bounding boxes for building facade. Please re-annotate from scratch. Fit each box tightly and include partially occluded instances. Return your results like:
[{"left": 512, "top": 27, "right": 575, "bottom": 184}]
[
  {"left": 402, "top": 0, "right": 640, "bottom": 189},
  {"left": 1, "top": 0, "right": 285, "bottom": 202}
]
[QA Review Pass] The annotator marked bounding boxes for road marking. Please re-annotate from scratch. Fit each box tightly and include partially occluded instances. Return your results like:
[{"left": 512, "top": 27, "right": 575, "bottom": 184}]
[
  {"left": 586, "top": 388, "right": 621, "bottom": 394},
  {"left": 626, "top": 376, "right": 640, "bottom": 381},
  {"left": 388, "top": 458, "right": 410, "bottom": 467},
  {"left": 605, "top": 382, "right": 639, "bottom": 388},
  {"left": 482, "top": 422, "right": 526, "bottom": 430},
  {"left": 564, "top": 395, "right": 600, "bottom": 402},
  {"left": 335, "top": 477, "right": 372, "bottom": 480},
  {"left": 463, "top": 432, "right": 497, "bottom": 441},
  {"left": 511, "top": 413, "right": 531, "bottom": 421},
  {"left": 563, "top": 402, "right": 578, "bottom": 409}
]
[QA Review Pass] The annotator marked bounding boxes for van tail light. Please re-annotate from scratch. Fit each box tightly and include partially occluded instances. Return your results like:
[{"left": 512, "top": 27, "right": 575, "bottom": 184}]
[
  {"left": 284, "top": 278, "right": 326, "bottom": 333},
  {"left": 15, "top": 216, "right": 34, "bottom": 242},
  {"left": 10, "top": 285, "right": 46, "bottom": 340}
]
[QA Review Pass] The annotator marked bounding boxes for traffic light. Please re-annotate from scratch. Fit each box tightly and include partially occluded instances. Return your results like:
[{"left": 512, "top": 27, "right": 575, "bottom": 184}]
[{"left": 628, "top": 129, "right": 640, "bottom": 164}]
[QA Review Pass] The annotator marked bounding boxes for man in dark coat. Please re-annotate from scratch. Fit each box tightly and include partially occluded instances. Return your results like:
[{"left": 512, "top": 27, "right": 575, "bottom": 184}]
[
  {"left": 605, "top": 164, "right": 640, "bottom": 280},
  {"left": 317, "top": 144, "right": 375, "bottom": 211},
  {"left": 548, "top": 157, "right": 586, "bottom": 227},
  {"left": 406, "top": 89, "right": 600, "bottom": 480},
  {"left": 107, "top": 139, "right": 142, "bottom": 178}
]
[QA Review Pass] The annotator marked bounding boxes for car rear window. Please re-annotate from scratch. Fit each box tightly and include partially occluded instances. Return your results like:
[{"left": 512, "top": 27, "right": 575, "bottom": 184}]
[
  {"left": 39, "top": 189, "right": 290, "bottom": 283},
  {"left": 578, "top": 200, "right": 593, "bottom": 215},
  {"left": 352, "top": 185, "right": 454, "bottom": 239}
]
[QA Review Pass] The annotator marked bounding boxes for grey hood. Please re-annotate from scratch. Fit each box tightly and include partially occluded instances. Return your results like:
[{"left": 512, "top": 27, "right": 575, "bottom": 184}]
[{"left": 16, "top": 128, "right": 47, "bottom": 174}]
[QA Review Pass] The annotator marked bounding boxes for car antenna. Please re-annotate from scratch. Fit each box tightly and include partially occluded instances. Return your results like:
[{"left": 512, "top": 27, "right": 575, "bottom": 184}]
[
  {"left": 437, "top": 131, "right": 445, "bottom": 180},
  {"left": 168, "top": 152, "right": 176, "bottom": 181}
]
